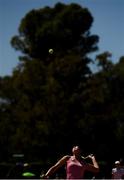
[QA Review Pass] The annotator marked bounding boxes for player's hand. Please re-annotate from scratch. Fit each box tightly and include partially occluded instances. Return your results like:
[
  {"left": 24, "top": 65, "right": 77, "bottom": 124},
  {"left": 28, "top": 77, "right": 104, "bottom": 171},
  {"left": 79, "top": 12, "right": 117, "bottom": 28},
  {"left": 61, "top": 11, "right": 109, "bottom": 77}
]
[{"left": 88, "top": 154, "right": 94, "bottom": 159}]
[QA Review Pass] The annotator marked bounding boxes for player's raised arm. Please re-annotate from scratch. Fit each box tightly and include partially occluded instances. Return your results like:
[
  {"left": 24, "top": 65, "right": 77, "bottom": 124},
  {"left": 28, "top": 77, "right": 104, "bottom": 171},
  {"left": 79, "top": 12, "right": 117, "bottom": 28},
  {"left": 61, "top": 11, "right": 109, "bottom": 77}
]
[{"left": 86, "top": 154, "right": 99, "bottom": 173}]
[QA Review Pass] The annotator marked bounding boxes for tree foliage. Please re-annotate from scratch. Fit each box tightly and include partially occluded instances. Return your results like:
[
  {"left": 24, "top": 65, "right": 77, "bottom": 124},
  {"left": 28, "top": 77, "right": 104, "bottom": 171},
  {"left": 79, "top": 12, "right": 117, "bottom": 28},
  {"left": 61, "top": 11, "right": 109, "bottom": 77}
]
[{"left": 11, "top": 2, "right": 98, "bottom": 60}]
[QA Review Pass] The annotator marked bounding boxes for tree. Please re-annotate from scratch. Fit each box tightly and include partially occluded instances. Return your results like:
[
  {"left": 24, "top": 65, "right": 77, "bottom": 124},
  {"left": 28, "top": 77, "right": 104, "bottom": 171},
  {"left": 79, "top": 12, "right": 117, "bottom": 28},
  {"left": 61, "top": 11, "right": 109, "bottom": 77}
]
[
  {"left": 11, "top": 2, "right": 99, "bottom": 61},
  {"left": 96, "top": 51, "right": 113, "bottom": 71},
  {"left": 0, "top": 2, "right": 100, "bottom": 163}
]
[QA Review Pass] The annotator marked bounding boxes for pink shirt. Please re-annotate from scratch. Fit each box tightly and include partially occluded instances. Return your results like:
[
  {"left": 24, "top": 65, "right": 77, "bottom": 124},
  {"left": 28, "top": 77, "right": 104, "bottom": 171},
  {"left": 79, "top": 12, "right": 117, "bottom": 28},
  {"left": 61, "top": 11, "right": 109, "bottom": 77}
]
[{"left": 66, "top": 156, "right": 92, "bottom": 179}]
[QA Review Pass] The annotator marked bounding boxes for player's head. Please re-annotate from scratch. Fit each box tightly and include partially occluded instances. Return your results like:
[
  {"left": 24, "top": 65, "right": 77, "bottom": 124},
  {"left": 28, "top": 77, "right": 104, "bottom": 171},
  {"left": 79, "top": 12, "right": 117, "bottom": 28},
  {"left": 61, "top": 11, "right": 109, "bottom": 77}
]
[
  {"left": 72, "top": 145, "right": 81, "bottom": 156},
  {"left": 115, "top": 161, "right": 120, "bottom": 167}
]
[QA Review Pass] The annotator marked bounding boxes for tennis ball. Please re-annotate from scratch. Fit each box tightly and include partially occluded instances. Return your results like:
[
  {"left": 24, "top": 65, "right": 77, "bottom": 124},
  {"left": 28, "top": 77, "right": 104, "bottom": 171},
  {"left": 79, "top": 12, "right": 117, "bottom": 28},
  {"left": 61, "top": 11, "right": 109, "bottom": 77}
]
[{"left": 48, "top": 48, "right": 53, "bottom": 54}]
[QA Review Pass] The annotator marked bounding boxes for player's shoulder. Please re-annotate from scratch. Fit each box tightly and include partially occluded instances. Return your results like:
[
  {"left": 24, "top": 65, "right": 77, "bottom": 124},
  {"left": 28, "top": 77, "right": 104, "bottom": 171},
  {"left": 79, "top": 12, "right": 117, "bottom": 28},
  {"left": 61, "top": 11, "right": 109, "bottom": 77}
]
[
  {"left": 60, "top": 155, "right": 70, "bottom": 161},
  {"left": 58, "top": 155, "right": 70, "bottom": 163},
  {"left": 62, "top": 155, "right": 71, "bottom": 159}
]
